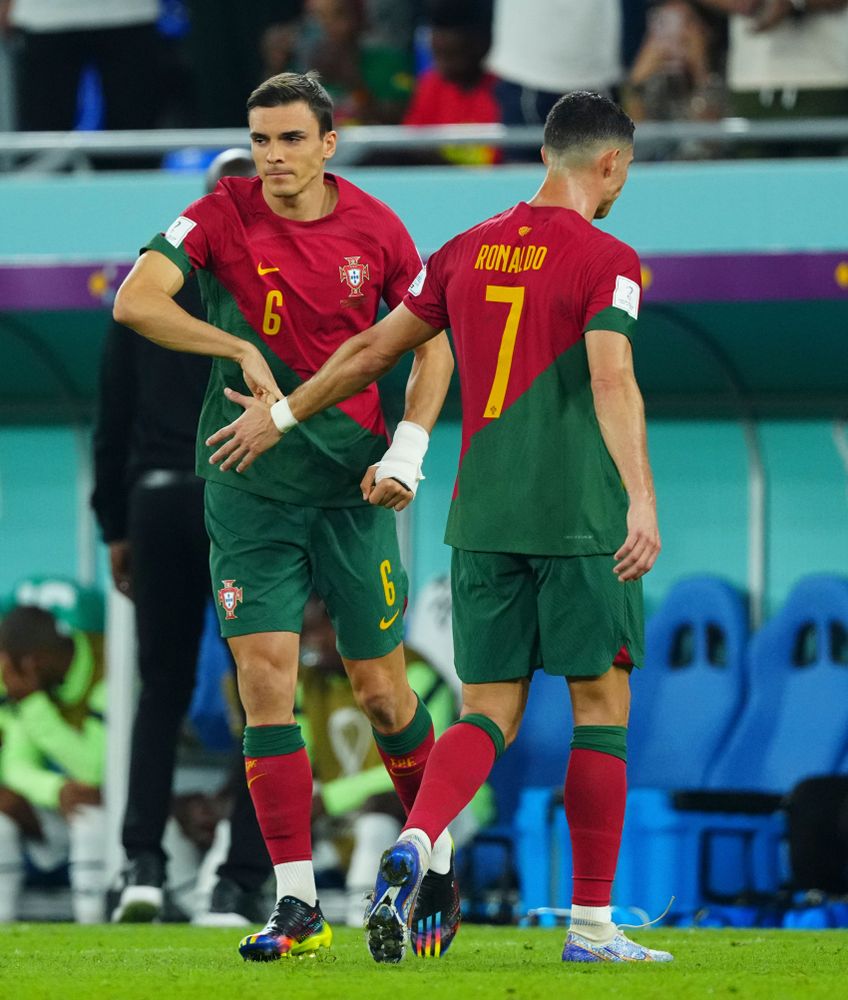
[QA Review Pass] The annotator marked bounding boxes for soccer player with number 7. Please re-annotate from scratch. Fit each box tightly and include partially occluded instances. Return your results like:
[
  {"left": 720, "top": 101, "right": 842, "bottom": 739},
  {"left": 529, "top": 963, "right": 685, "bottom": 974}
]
[
  {"left": 242, "top": 90, "right": 670, "bottom": 965},
  {"left": 113, "top": 73, "right": 457, "bottom": 961}
]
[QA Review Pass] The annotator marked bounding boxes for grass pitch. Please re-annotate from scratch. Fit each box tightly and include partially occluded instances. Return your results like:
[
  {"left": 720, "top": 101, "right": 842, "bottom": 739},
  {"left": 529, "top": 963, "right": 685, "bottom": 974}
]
[{"left": 0, "top": 924, "right": 845, "bottom": 1000}]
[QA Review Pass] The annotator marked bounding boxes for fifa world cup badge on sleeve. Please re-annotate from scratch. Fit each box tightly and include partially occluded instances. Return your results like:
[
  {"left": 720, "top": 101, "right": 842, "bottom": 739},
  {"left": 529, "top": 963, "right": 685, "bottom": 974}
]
[
  {"left": 613, "top": 275, "right": 640, "bottom": 319},
  {"left": 217, "top": 580, "right": 244, "bottom": 620},
  {"left": 164, "top": 215, "right": 197, "bottom": 248},
  {"left": 408, "top": 266, "right": 427, "bottom": 296}
]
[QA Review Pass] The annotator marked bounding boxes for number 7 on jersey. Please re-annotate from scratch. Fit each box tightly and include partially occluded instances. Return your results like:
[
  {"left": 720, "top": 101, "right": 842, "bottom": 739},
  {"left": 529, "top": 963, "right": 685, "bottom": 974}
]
[{"left": 483, "top": 285, "right": 525, "bottom": 419}]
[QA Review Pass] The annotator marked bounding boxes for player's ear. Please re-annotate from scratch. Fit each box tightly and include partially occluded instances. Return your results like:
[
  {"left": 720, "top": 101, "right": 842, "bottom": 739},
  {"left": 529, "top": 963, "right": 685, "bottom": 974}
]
[
  {"left": 322, "top": 130, "right": 337, "bottom": 161},
  {"left": 598, "top": 147, "right": 619, "bottom": 178},
  {"left": 540, "top": 145, "right": 548, "bottom": 166}
]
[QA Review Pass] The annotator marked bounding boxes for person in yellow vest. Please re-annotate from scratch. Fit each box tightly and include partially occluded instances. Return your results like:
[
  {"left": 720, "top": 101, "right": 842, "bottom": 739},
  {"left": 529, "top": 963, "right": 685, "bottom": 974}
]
[{"left": 0, "top": 605, "right": 107, "bottom": 923}]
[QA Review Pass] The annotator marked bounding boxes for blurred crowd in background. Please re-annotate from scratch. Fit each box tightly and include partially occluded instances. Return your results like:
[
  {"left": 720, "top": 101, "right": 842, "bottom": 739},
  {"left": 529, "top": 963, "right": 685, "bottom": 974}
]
[{"left": 1, "top": 0, "right": 847, "bottom": 162}]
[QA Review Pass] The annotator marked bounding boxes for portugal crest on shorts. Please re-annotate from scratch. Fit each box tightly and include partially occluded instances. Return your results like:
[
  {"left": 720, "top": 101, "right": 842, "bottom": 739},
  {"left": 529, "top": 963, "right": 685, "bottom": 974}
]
[
  {"left": 217, "top": 579, "right": 243, "bottom": 620},
  {"left": 339, "top": 255, "right": 370, "bottom": 297}
]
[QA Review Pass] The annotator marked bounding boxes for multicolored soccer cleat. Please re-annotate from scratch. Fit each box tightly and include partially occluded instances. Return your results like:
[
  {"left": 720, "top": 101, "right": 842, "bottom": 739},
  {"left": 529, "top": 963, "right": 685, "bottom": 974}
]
[
  {"left": 238, "top": 895, "right": 332, "bottom": 961},
  {"left": 365, "top": 840, "right": 426, "bottom": 964},
  {"left": 562, "top": 929, "right": 674, "bottom": 963},
  {"left": 410, "top": 847, "right": 461, "bottom": 958}
]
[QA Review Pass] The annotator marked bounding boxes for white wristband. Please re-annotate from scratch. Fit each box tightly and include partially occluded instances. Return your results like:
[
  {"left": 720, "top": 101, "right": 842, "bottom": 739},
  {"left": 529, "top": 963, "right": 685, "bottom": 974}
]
[
  {"left": 270, "top": 397, "right": 298, "bottom": 434},
  {"left": 375, "top": 420, "right": 429, "bottom": 496}
]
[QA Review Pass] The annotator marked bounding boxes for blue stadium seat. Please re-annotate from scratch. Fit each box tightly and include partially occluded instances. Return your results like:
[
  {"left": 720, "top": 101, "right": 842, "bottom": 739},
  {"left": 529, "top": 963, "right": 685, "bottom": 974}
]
[
  {"left": 622, "top": 575, "right": 848, "bottom": 922},
  {"left": 514, "top": 578, "right": 754, "bottom": 919},
  {"left": 629, "top": 576, "right": 749, "bottom": 789},
  {"left": 706, "top": 574, "right": 848, "bottom": 792},
  {"left": 615, "top": 577, "right": 776, "bottom": 921}
]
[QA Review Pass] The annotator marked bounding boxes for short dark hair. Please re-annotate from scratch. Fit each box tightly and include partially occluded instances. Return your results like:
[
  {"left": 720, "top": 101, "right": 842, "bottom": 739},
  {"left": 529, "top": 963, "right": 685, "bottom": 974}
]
[
  {"left": 246, "top": 72, "right": 334, "bottom": 136},
  {"left": 0, "top": 605, "right": 70, "bottom": 661},
  {"left": 543, "top": 91, "right": 634, "bottom": 163}
]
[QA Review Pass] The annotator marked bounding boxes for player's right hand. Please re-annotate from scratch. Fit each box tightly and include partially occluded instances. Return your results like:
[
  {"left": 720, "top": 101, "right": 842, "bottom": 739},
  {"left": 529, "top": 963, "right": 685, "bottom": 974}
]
[{"left": 206, "top": 388, "right": 283, "bottom": 472}]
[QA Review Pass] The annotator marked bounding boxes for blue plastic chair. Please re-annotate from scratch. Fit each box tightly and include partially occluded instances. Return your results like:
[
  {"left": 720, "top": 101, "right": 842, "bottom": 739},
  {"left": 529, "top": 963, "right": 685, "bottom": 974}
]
[
  {"left": 615, "top": 577, "right": 771, "bottom": 920},
  {"left": 707, "top": 575, "right": 848, "bottom": 792},
  {"left": 515, "top": 578, "right": 753, "bottom": 920},
  {"left": 629, "top": 576, "right": 749, "bottom": 789}
]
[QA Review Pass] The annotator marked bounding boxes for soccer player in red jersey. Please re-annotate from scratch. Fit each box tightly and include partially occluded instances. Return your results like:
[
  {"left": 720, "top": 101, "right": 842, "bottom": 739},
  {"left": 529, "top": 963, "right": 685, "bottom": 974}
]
[
  {"left": 113, "top": 73, "right": 457, "bottom": 960},
  {"left": 215, "top": 90, "right": 671, "bottom": 964}
]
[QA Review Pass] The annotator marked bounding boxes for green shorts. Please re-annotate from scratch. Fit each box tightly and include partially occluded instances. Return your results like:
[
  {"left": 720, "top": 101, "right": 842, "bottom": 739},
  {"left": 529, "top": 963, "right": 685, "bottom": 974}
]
[
  {"left": 451, "top": 548, "right": 644, "bottom": 684},
  {"left": 205, "top": 481, "right": 407, "bottom": 659}
]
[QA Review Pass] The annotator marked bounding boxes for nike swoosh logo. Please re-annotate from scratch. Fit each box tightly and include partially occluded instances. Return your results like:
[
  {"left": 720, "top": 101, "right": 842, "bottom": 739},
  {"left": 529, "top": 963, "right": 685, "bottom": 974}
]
[
  {"left": 247, "top": 773, "right": 267, "bottom": 789},
  {"left": 379, "top": 610, "right": 400, "bottom": 630},
  {"left": 257, "top": 263, "right": 279, "bottom": 275}
]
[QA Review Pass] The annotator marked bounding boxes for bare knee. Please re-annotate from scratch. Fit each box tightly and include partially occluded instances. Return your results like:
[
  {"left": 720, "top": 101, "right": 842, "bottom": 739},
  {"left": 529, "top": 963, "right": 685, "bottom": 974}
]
[
  {"left": 345, "top": 646, "right": 416, "bottom": 733},
  {"left": 229, "top": 634, "right": 299, "bottom": 724},
  {"left": 569, "top": 666, "right": 631, "bottom": 727},
  {"left": 352, "top": 681, "right": 403, "bottom": 731},
  {"left": 460, "top": 679, "right": 529, "bottom": 750}
]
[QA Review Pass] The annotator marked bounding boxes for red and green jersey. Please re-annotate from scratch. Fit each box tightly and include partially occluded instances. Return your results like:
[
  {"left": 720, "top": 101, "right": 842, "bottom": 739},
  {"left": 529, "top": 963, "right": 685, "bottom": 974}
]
[
  {"left": 145, "top": 174, "right": 422, "bottom": 507},
  {"left": 404, "top": 202, "right": 642, "bottom": 556}
]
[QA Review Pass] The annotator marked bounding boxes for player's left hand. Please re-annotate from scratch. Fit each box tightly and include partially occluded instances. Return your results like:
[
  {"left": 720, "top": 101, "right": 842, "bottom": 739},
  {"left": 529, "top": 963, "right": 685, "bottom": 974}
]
[
  {"left": 206, "top": 388, "right": 282, "bottom": 472},
  {"left": 238, "top": 344, "right": 283, "bottom": 405},
  {"left": 360, "top": 464, "right": 415, "bottom": 511}
]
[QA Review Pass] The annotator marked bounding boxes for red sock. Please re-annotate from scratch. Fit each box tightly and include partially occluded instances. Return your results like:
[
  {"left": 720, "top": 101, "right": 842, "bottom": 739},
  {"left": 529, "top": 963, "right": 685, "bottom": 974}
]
[
  {"left": 245, "top": 747, "right": 313, "bottom": 865},
  {"left": 404, "top": 722, "right": 497, "bottom": 846},
  {"left": 564, "top": 748, "right": 627, "bottom": 907},
  {"left": 375, "top": 726, "right": 434, "bottom": 816}
]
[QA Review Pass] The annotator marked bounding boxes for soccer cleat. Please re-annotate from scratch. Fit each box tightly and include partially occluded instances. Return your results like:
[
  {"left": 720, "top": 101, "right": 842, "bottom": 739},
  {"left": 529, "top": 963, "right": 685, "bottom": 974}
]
[
  {"left": 192, "top": 877, "right": 269, "bottom": 928},
  {"left": 410, "top": 847, "right": 461, "bottom": 958},
  {"left": 562, "top": 929, "right": 674, "bottom": 963},
  {"left": 238, "top": 896, "right": 332, "bottom": 961},
  {"left": 112, "top": 852, "right": 165, "bottom": 923},
  {"left": 365, "top": 840, "right": 426, "bottom": 964}
]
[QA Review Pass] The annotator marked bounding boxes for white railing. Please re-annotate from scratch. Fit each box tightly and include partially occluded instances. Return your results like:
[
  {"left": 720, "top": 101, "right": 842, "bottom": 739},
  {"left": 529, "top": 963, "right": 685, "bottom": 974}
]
[{"left": 1, "top": 118, "right": 847, "bottom": 171}]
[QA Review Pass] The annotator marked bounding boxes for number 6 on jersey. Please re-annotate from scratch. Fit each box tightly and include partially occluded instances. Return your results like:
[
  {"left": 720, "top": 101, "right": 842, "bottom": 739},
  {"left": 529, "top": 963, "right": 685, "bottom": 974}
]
[{"left": 483, "top": 285, "right": 525, "bottom": 419}]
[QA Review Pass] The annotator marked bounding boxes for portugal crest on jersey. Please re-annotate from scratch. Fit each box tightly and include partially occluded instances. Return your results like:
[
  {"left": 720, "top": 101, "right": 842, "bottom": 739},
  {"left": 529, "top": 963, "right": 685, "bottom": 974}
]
[
  {"left": 217, "top": 579, "right": 243, "bottom": 620},
  {"left": 339, "top": 256, "right": 370, "bottom": 297}
]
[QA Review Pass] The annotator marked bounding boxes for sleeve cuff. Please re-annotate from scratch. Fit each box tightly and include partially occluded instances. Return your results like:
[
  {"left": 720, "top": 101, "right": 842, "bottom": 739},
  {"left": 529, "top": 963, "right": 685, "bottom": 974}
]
[
  {"left": 143, "top": 234, "right": 194, "bottom": 277},
  {"left": 584, "top": 305, "right": 637, "bottom": 341}
]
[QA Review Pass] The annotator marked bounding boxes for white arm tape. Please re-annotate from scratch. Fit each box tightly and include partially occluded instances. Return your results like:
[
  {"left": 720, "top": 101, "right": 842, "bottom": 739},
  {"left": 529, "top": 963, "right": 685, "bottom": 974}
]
[
  {"left": 270, "top": 397, "right": 298, "bottom": 434},
  {"left": 375, "top": 421, "right": 429, "bottom": 496}
]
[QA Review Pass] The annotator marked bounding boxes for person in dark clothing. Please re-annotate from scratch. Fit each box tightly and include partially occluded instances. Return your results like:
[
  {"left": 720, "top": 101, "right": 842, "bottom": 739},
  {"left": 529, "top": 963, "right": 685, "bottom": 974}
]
[{"left": 91, "top": 148, "right": 271, "bottom": 926}]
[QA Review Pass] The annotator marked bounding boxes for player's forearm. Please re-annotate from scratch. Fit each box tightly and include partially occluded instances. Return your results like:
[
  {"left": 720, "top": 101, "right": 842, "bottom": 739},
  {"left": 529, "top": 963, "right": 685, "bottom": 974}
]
[
  {"left": 288, "top": 328, "right": 399, "bottom": 422},
  {"left": 113, "top": 284, "right": 254, "bottom": 366},
  {"left": 590, "top": 372, "right": 656, "bottom": 506},
  {"left": 402, "top": 332, "right": 454, "bottom": 433}
]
